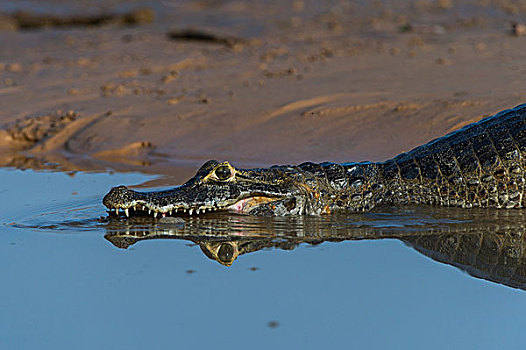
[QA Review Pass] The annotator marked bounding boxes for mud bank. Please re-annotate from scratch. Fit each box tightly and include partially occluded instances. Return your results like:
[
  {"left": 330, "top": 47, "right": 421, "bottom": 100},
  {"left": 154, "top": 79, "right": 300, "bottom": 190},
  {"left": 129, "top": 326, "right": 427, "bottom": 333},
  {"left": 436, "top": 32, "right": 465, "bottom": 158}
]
[{"left": 1, "top": 0, "right": 525, "bottom": 178}]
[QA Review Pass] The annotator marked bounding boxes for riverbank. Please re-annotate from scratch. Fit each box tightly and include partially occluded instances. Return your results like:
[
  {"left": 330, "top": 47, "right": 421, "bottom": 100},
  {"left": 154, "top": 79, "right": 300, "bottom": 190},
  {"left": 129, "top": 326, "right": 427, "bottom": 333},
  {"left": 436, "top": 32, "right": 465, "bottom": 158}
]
[{"left": 1, "top": 0, "right": 525, "bottom": 183}]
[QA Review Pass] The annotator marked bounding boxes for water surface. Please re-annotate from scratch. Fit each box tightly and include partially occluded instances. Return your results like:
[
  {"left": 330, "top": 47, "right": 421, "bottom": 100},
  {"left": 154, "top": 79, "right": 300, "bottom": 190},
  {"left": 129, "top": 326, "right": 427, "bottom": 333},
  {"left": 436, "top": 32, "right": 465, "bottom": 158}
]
[{"left": 2, "top": 168, "right": 526, "bottom": 349}]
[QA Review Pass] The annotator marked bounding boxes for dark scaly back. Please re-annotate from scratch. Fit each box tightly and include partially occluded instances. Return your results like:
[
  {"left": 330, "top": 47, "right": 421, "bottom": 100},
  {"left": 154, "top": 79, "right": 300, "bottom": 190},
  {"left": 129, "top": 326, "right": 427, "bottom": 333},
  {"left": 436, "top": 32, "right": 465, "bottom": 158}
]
[
  {"left": 377, "top": 103, "right": 526, "bottom": 209},
  {"left": 302, "top": 104, "right": 526, "bottom": 212}
]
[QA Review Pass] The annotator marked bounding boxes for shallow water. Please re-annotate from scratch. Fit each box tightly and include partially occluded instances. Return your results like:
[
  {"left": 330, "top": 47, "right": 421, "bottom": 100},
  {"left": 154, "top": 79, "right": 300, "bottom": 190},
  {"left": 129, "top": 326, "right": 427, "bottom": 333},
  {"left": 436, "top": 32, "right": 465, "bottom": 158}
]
[{"left": 2, "top": 168, "right": 526, "bottom": 349}]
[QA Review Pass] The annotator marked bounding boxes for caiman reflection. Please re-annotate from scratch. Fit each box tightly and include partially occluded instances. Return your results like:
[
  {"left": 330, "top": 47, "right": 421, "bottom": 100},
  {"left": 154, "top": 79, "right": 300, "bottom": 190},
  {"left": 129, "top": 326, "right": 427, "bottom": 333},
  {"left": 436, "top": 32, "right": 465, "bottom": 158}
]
[{"left": 104, "top": 207, "right": 526, "bottom": 290}]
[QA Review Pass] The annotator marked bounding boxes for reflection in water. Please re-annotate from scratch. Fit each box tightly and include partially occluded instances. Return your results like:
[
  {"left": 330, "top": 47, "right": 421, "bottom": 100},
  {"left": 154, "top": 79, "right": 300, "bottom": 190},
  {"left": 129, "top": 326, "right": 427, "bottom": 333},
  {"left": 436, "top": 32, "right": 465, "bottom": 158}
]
[{"left": 103, "top": 207, "right": 526, "bottom": 290}]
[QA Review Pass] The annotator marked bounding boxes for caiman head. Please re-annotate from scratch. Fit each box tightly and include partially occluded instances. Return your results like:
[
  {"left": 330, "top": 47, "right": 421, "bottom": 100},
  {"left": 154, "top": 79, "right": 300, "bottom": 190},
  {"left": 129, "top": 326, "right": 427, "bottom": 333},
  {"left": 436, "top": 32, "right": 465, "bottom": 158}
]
[{"left": 103, "top": 160, "right": 312, "bottom": 217}]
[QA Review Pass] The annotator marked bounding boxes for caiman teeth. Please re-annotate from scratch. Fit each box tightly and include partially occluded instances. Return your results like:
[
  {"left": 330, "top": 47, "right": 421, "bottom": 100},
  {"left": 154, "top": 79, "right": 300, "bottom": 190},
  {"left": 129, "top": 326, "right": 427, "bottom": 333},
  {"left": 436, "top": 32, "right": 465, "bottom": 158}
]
[{"left": 107, "top": 203, "right": 223, "bottom": 218}]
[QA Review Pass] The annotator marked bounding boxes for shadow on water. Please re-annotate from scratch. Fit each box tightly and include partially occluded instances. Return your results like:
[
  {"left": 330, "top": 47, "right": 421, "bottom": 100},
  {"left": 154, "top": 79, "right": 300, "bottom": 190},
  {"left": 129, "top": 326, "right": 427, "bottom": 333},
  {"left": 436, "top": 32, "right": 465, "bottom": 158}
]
[{"left": 13, "top": 197, "right": 526, "bottom": 291}]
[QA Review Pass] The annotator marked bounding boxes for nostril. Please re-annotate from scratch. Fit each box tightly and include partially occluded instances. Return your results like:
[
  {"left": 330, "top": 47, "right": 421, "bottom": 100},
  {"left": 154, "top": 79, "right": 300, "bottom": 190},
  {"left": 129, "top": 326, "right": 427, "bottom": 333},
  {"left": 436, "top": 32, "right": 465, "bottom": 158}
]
[{"left": 110, "top": 185, "right": 129, "bottom": 194}]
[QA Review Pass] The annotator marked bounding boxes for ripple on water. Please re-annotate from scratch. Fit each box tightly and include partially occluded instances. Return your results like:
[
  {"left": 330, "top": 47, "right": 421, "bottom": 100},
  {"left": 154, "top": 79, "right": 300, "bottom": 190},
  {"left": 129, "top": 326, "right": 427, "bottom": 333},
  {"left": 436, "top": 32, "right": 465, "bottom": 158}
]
[{"left": 0, "top": 168, "right": 155, "bottom": 232}]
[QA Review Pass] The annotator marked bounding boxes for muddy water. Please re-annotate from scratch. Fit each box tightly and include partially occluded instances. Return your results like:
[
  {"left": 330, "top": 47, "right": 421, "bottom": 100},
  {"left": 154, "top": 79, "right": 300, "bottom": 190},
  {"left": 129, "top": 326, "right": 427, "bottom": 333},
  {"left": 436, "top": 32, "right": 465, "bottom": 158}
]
[{"left": 2, "top": 169, "right": 526, "bottom": 349}]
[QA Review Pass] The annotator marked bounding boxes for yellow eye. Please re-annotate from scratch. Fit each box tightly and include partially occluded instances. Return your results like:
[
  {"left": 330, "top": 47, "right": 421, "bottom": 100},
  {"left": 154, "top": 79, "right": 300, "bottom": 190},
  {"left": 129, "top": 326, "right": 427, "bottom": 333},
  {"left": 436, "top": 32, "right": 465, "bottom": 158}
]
[{"left": 214, "top": 165, "right": 232, "bottom": 181}]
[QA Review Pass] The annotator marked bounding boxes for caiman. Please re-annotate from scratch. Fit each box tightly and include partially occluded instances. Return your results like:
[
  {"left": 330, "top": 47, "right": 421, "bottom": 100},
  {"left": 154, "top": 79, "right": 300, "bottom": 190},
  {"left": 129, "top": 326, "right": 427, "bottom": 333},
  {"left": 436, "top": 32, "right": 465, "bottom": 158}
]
[{"left": 103, "top": 103, "right": 526, "bottom": 216}]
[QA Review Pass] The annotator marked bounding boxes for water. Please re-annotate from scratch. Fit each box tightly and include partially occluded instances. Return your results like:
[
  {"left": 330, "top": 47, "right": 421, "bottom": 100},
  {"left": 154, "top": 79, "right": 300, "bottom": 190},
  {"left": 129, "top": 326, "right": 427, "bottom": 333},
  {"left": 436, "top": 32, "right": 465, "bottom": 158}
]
[{"left": 2, "top": 168, "right": 526, "bottom": 349}]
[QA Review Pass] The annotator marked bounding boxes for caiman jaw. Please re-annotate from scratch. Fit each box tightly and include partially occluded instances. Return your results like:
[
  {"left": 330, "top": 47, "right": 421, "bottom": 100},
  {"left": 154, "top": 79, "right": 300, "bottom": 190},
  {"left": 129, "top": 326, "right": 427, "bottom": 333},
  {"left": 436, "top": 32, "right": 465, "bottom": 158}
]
[{"left": 103, "top": 185, "right": 283, "bottom": 217}]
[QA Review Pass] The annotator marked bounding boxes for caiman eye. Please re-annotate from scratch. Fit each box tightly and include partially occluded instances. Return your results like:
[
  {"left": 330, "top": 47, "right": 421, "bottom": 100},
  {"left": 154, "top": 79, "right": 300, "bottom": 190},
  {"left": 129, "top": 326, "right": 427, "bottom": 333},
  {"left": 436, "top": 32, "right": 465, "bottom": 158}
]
[
  {"left": 217, "top": 243, "right": 235, "bottom": 263},
  {"left": 215, "top": 165, "right": 232, "bottom": 181}
]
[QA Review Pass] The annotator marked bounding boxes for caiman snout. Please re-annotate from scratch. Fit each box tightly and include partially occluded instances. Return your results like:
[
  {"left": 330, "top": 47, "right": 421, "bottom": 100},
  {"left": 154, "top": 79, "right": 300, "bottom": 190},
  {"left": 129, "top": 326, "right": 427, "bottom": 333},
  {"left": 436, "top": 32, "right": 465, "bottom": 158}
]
[
  {"left": 103, "top": 186, "right": 136, "bottom": 209},
  {"left": 103, "top": 185, "right": 155, "bottom": 217},
  {"left": 103, "top": 183, "right": 229, "bottom": 217}
]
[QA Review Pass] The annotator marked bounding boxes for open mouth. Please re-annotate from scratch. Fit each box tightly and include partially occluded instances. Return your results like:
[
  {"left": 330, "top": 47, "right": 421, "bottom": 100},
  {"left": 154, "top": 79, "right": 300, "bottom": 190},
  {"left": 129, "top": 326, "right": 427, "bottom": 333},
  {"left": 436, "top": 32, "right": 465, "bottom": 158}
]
[
  {"left": 224, "top": 196, "right": 279, "bottom": 213},
  {"left": 105, "top": 196, "right": 281, "bottom": 218}
]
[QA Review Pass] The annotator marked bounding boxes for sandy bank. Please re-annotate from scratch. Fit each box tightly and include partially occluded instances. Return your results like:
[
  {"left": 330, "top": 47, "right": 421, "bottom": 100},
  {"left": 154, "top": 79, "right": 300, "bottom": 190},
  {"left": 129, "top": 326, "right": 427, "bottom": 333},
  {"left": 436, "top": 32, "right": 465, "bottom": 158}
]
[{"left": 0, "top": 0, "right": 525, "bottom": 183}]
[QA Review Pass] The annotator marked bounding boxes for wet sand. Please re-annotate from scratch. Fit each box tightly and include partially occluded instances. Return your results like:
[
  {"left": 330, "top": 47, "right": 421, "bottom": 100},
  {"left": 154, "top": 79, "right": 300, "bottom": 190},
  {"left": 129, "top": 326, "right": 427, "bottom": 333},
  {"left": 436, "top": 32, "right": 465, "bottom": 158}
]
[{"left": 1, "top": 0, "right": 526, "bottom": 182}]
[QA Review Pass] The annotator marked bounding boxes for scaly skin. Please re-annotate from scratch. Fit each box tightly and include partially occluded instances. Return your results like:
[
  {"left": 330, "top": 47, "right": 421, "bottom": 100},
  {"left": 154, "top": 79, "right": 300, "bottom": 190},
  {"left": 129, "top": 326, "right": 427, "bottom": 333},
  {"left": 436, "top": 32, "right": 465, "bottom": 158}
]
[{"left": 103, "top": 103, "right": 526, "bottom": 216}]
